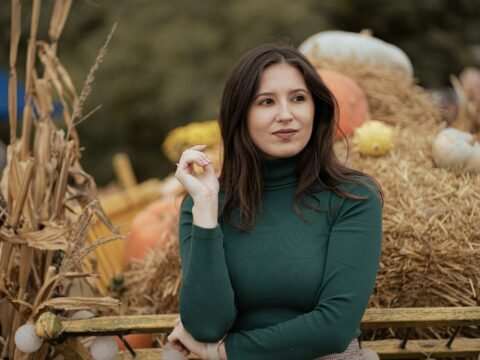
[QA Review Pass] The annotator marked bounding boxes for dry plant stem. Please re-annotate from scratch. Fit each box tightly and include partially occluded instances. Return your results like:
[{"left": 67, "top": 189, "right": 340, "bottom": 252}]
[
  {"left": 450, "top": 74, "right": 474, "bottom": 133},
  {"left": 20, "top": 103, "right": 33, "bottom": 160},
  {"left": 11, "top": 159, "right": 34, "bottom": 227},
  {"left": 8, "top": 144, "right": 22, "bottom": 215},
  {"left": 69, "top": 22, "right": 117, "bottom": 133},
  {"left": 24, "top": 0, "right": 41, "bottom": 95},
  {"left": 0, "top": 336, "right": 9, "bottom": 359},
  {"left": 48, "top": 0, "right": 73, "bottom": 54},
  {"left": 1, "top": 243, "right": 13, "bottom": 275},
  {"left": 11, "top": 246, "right": 34, "bottom": 346},
  {"left": 31, "top": 269, "right": 61, "bottom": 317},
  {"left": 52, "top": 142, "right": 73, "bottom": 220},
  {"left": 10, "top": 160, "right": 35, "bottom": 347},
  {"left": 9, "top": 0, "right": 21, "bottom": 144},
  {"left": 42, "top": 250, "right": 54, "bottom": 282},
  {"left": 34, "top": 296, "right": 120, "bottom": 318}
]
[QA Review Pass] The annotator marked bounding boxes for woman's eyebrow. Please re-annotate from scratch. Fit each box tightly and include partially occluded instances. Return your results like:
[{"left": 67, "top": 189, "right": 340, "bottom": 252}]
[
  {"left": 254, "top": 88, "right": 309, "bottom": 99},
  {"left": 290, "top": 88, "right": 309, "bottom": 94}
]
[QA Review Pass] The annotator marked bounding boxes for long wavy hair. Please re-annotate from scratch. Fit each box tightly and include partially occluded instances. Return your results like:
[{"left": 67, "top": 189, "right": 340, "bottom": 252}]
[{"left": 218, "top": 43, "right": 383, "bottom": 231}]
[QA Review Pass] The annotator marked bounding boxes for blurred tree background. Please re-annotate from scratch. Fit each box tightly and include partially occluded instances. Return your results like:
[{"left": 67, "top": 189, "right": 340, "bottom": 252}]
[{"left": 0, "top": 0, "right": 479, "bottom": 185}]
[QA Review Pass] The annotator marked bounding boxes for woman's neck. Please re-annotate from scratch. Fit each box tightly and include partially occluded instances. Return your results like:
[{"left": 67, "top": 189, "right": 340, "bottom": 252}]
[{"left": 262, "top": 154, "right": 300, "bottom": 190}]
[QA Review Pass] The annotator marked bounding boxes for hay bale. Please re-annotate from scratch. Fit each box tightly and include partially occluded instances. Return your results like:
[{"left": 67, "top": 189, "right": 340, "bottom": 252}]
[
  {"left": 325, "top": 60, "right": 480, "bottom": 309},
  {"left": 312, "top": 58, "right": 441, "bottom": 129},
  {"left": 118, "top": 203, "right": 182, "bottom": 316},
  {"left": 328, "top": 60, "right": 480, "bottom": 339}
]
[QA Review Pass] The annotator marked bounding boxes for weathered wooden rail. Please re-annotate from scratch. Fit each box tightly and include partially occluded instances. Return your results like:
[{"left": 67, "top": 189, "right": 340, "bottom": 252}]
[{"left": 35, "top": 307, "right": 480, "bottom": 359}]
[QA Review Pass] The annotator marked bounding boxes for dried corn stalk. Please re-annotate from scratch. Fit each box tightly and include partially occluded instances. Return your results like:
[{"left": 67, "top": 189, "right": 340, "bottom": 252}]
[{"left": 0, "top": 1, "right": 120, "bottom": 359}]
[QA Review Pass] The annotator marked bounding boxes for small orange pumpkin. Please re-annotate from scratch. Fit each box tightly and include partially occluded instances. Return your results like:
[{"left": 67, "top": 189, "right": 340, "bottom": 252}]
[
  {"left": 115, "top": 334, "right": 153, "bottom": 350},
  {"left": 123, "top": 196, "right": 179, "bottom": 267},
  {"left": 317, "top": 69, "right": 371, "bottom": 139}
]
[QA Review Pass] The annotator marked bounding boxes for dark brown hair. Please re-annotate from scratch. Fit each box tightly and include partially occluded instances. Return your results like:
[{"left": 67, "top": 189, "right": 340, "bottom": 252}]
[{"left": 218, "top": 43, "right": 383, "bottom": 231}]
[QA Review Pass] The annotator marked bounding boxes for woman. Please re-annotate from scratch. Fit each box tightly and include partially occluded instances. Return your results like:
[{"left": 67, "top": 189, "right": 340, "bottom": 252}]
[{"left": 167, "top": 44, "right": 383, "bottom": 360}]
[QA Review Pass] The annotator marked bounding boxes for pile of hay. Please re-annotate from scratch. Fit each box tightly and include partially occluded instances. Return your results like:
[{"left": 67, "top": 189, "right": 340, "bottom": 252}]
[
  {"left": 323, "top": 59, "right": 480, "bottom": 339},
  {"left": 120, "top": 59, "right": 480, "bottom": 340},
  {"left": 319, "top": 59, "right": 480, "bottom": 308},
  {"left": 117, "top": 202, "right": 181, "bottom": 316}
]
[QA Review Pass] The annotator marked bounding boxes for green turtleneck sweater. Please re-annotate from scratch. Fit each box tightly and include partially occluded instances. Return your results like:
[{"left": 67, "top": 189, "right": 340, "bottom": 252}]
[{"left": 178, "top": 156, "right": 382, "bottom": 359}]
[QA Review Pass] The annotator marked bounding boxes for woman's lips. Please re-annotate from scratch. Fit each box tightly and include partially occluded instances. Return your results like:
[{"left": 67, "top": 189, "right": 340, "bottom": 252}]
[{"left": 273, "top": 130, "right": 298, "bottom": 139}]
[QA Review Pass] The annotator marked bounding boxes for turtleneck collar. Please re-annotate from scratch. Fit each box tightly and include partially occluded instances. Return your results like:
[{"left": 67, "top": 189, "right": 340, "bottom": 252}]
[{"left": 262, "top": 154, "right": 300, "bottom": 190}]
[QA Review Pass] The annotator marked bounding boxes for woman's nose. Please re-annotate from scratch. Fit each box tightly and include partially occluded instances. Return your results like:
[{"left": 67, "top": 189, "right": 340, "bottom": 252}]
[{"left": 276, "top": 102, "right": 293, "bottom": 122}]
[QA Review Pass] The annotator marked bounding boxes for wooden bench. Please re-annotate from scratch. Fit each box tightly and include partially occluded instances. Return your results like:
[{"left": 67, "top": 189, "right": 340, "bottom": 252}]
[
  {"left": 35, "top": 307, "right": 480, "bottom": 359},
  {"left": 361, "top": 307, "right": 480, "bottom": 358}
]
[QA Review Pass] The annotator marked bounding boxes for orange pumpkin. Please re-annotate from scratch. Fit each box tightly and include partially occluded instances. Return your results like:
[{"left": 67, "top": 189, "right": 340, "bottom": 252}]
[
  {"left": 123, "top": 197, "right": 179, "bottom": 267},
  {"left": 316, "top": 69, "right": 370, "bottom": 139},
  {"left": 115, "top": 334, "right": 153, "bottom": 350}
]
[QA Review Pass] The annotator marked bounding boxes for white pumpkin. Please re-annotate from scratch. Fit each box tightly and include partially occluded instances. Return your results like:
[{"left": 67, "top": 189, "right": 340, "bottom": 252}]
[
  {"left": 90, "top": 336, "right": 118, "bottom": 360},
  {"left": 432, "top": 128, "right": 480, "bottom": 172},
  {"left": 299, "top": 30, "right": 413, "bottom": 76},
  {"left": 71, "top": 310, "right": 95, "bottom": 320},
  {"left": 14, "top": 324, "right": 43, "bottom": 353},
  {"left": 465, "top": 143, "right": 480, "bottom": 172}
]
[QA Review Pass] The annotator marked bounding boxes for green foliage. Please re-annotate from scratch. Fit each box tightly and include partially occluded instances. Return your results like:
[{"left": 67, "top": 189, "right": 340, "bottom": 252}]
[{"left": 1, "top": 0, "right": 479, "bottom": 185}]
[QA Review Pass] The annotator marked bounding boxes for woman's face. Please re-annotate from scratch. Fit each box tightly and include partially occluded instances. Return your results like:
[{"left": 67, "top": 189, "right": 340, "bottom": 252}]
[{"left": 247, "top": 62, "right": 315, "bottom": 159}]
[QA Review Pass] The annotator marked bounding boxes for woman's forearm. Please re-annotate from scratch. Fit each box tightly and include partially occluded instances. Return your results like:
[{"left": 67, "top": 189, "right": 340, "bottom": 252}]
[{"left": 192, "top": 196, "right": 218, "bottom": 228}]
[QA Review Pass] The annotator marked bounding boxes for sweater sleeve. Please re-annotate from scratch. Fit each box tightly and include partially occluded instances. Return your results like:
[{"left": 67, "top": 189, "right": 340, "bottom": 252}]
[
  {"left": 178, "top": 195, "right": 237, "bottom": 342},
  {"left": 224, "top": 182, "right": 383, "bottom": 360}
]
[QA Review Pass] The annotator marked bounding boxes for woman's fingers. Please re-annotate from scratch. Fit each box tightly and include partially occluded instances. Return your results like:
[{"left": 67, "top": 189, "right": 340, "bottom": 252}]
[
  {"left": 167, "top": 322, "right": 192, "bottom": 357},
  {"left": 174, "top": 145, "right": 218, "bottom": 201},
  {"left": 176, "top": 148, "right": 212, "bottom": 171}
]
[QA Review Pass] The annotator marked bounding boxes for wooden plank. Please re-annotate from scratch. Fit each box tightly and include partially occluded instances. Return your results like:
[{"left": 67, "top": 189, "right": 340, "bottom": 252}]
[
  {"left": 60, "top": 314, "right": 179, "bottom": 336},
  {"left": 361, "top": 307, "right": 480, "bottom": 329},
  {"left": 363, "top": 338, "right": 480, "bottom": 359},
  {"left": 114, "top": 338, "right": 480, "bottom": 360},
  {"left": 115, "top": 349, "right": 199, "bottom": 360},
  {"left": 50, "top": 307, "right": 480, "bottom": 337}
]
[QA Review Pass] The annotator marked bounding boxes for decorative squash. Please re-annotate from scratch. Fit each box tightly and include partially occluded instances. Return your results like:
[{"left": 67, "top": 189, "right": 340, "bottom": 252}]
[
  {"left": 353, "top": 120, "right": 393, "bottom": 157},
  {"left": 432, "top": 127, "right": 480, "bottom": 172},
  {"left": 162, "top": 120, "right": 221, "bottom": 164},
  {"left": 90, "top": 336, "right": 118, "bottom": 360},
  {"left": 466, "top": 143, "right": 480, "bottom": 172},
  {"left": 317, "top": 69, "right": 371, "bottom": 139},
  {"left": 123, "top": 197, "right": 179, "bottom": 267},
  {"left": 114, "top": 334, "right": 153, "bottom": 351},
  {"left": 300, "top": 30, "right": 413, "bottom": 76}
]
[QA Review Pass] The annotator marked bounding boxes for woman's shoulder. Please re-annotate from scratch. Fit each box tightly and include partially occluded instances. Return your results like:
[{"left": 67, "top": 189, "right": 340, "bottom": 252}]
[
  {"left": 320, "top": 174, "right": 382, "bottom": 210},
  {"left": 336, "top": 174, "right": 381, "bottom": 198}
]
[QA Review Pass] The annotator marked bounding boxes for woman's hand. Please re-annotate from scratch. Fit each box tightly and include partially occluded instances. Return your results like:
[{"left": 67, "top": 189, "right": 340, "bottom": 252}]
[
  {"left": 167, "top": 320, "right": 207, "bottom": 359},
  {"left": 175, "top": 145, "right": 219, "bottom": 202}
]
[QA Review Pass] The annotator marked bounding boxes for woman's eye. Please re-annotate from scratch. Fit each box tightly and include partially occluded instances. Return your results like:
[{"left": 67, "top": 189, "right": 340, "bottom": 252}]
[
  {"left": 259, "top": 98, "right": 273, "bottom": 105},
  {"left": 293, "top": 95, "right": 306, "bottom": 102}
]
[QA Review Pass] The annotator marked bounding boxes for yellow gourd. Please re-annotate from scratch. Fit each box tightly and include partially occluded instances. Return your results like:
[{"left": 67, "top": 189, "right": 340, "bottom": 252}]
[
  {"left": 162, "top": 120, "right": 220, "bottom": 163},
  {"left": 353, "top": 120, "right": 393, "bottom": 157}
]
